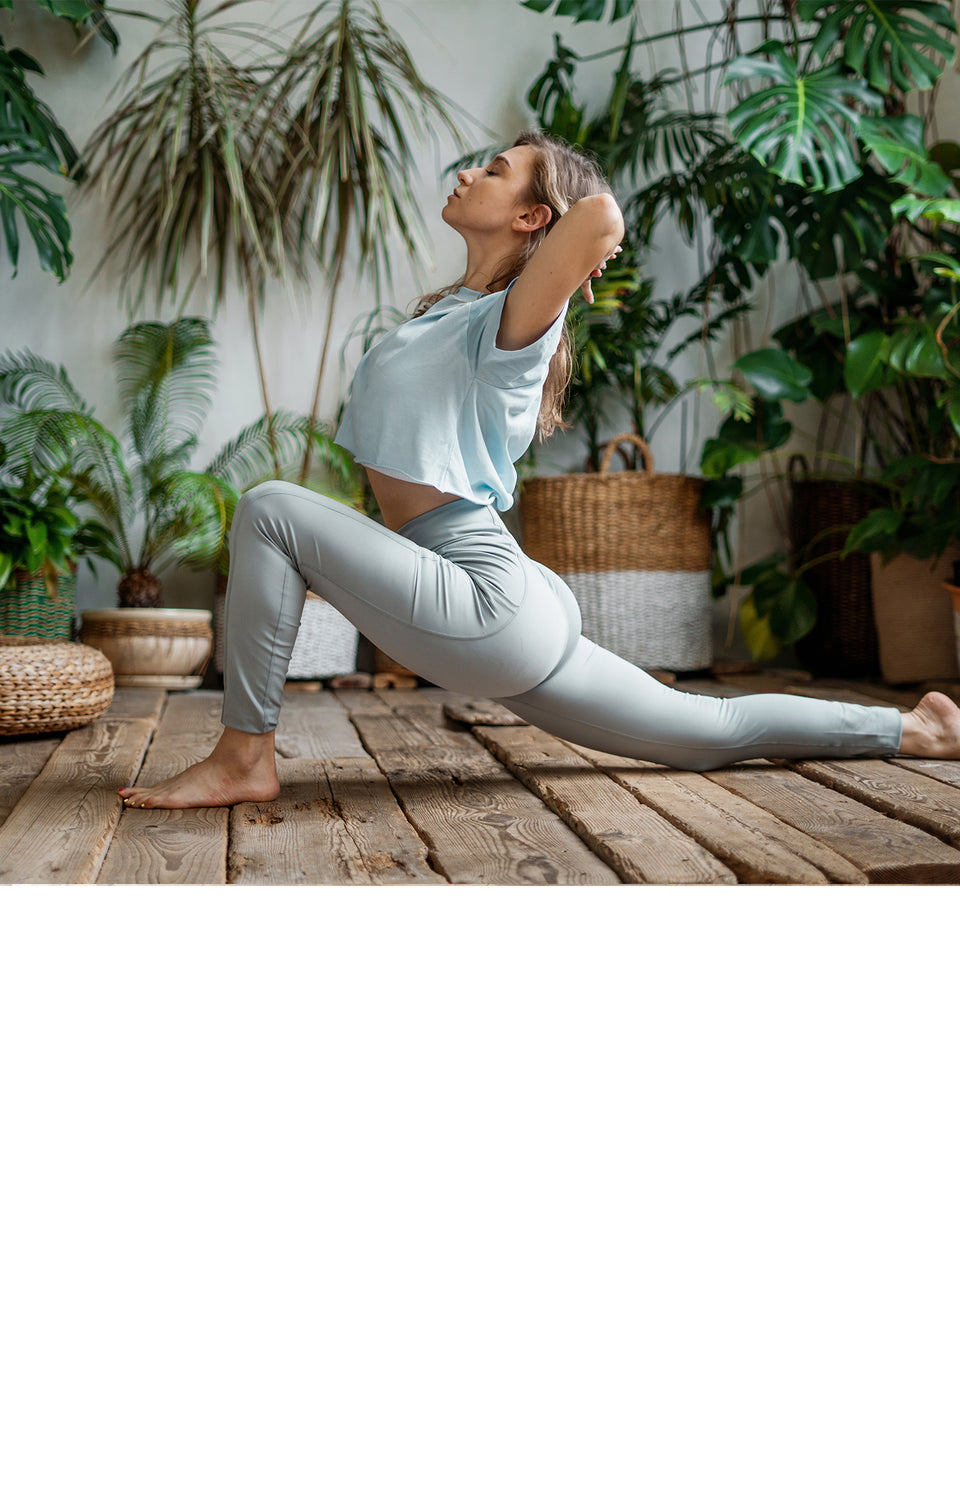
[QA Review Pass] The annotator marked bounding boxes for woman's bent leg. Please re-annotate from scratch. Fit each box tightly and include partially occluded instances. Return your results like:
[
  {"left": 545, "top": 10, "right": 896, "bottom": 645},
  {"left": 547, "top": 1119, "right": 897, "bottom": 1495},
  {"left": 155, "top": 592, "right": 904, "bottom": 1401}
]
[
  {"left": 496, "top": 635, "right": 904, "bottom": 772},
  {"left": 222, "top": 481, "right": 427, "bottom": 732}
]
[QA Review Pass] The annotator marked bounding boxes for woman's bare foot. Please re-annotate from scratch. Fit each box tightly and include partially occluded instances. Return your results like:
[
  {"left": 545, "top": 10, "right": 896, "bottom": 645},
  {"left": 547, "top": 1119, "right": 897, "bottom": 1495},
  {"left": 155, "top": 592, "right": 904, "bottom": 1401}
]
[
  {"left": 898, "top": 691, "right": 960, "bottom": 759},
  {"left": 117, "top": 727, "right": 280, "bottom": 809}
]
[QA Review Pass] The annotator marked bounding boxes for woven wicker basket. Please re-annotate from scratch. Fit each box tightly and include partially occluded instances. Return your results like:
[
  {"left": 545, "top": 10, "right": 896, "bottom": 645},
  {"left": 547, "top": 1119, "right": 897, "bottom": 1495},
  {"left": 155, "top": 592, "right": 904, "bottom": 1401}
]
[
  {"left": 0, "top": 565, "right": 77, "bottom": 639},
  {"left": 0, "top": 636, "right": 114, "bottom": 736},
  {"left": 519, "top": 433, "right": 713, "bottom": 670},
  {"left": 871, "top": 547, "right": 960, "bottom": 682},
  {"left": 788, "top": 455, "right": 881, "bottom": 676},
  {"left": 213, "top": 581, "right": 359, "bottom": 679}
]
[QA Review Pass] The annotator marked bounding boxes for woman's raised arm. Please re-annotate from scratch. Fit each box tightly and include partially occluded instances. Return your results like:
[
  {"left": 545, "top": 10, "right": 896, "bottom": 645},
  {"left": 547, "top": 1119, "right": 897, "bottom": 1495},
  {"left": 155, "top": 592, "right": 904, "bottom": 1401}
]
[{"left": 496, "top": 192, "right": 625, "bottom": 352}]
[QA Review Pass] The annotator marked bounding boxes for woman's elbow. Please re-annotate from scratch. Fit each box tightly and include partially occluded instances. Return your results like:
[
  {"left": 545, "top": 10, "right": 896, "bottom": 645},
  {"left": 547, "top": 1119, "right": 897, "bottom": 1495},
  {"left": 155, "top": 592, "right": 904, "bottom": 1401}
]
[{"left": 581, "top": 191, "right": 625, "bottom": 243}]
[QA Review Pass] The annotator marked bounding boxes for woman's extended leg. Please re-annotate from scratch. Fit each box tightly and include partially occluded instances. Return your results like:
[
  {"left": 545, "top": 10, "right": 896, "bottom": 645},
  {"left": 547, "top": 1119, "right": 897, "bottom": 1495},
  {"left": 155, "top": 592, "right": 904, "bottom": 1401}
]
[{"left": 496, "top": 633, "right": 960, "bottom": 771}]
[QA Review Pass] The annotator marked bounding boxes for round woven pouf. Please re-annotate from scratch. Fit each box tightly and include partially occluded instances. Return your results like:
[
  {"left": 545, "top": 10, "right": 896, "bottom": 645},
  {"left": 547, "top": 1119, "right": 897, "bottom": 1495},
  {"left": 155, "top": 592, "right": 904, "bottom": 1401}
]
[{"left": 0, "top": 637, "right": 115, "bottom": 736}]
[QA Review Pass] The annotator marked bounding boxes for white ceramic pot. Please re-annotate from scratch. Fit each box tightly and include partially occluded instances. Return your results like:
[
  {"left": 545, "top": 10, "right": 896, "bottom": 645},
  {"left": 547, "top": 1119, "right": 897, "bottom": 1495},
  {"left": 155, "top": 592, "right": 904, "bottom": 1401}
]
[{"left": 79, "top": 608, "right": 213, "bottom": 688}]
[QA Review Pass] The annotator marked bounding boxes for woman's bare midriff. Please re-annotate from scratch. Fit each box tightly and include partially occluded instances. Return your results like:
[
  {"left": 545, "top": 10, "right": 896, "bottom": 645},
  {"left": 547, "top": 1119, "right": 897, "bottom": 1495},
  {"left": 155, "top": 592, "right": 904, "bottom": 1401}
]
[{"left": 364, "top": 467, "right": 464, "bottom": 532}]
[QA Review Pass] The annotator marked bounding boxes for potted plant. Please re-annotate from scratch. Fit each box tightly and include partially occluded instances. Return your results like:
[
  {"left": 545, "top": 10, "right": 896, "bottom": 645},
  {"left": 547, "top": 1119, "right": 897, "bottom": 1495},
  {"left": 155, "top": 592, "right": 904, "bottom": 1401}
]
[
  {"left": 0, "top": 473, "right": 115, "bottom": 638},
  {"left": 0, "top": 317, "right": 352, "bottom": 686}
]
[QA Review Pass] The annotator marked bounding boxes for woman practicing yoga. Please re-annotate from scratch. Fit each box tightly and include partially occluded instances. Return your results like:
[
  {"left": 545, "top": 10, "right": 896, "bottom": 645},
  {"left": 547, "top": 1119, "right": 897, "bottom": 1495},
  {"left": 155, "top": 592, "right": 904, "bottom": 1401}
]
[{"left": 119, "top": 131, "right": 960, "bottom": 809}]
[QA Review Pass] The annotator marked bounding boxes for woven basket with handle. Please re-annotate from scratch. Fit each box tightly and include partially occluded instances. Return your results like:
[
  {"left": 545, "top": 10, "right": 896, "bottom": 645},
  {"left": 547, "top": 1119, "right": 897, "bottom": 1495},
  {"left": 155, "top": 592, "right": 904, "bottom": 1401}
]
[{"left": 519, "top": 433, "right": 713, "bottom": 670}]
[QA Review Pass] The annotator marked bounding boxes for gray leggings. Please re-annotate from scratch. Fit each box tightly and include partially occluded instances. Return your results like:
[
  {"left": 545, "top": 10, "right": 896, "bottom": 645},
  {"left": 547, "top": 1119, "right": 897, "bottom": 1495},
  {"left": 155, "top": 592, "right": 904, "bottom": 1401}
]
[{"left": 221, "top": 481, "right": 903, "bottom": 772}]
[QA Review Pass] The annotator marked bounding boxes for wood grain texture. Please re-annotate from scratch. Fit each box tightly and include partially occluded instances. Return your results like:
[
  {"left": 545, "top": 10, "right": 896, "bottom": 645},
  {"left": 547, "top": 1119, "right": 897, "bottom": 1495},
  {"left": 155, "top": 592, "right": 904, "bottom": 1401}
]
[
  {"left": 339, "top": 693, "right": 619, "bottom": 885},
  {"left": 889, "top": 756, "right": 960, "bottom": 792},
  {"left": 98, "top": 691, "right": 228, "bottom": 884},
  {"left": 786, "top": 757, "right": 960, "bottom": 851},
  {"left": 559, "top": 741, "right": 865, "bottom": 885},
  {"left": 0, "top": 735, "right": 62, "bottom": 829},
  {"left": 274, "top": 689, "right": 369, "bottom": 759},
  {"left": 472, "top": 723, "right": 736, "bottom": 885},
  {"left": 705, "top": 763, "right": 960, "bottom": 883},
  {"left": 0, "top": 716, "right": 158, "bottom": 883},
  {"left": 442, "top": 695, "right": 529, "bottom": 727},
  {"left": 229, "top": 756, "right": 444, "bottom": 885}
]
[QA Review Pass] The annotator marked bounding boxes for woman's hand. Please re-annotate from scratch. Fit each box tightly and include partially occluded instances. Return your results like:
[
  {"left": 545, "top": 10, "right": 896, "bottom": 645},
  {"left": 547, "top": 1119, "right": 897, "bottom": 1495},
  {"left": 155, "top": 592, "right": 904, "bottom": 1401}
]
[{"left": 580, "top": 244, "right": 623, "bottom": 304}]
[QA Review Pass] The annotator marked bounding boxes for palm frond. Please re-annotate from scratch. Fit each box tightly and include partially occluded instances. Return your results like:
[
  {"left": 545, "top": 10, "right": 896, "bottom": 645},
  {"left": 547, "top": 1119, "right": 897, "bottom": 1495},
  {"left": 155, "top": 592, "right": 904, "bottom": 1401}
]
[
  {"left": 206, "top": 410, "right": 360, "bottom": 494},
  {"left": 144, "top": 468, "right": 231, "bottom": 572},
  {"left": 112, "top": 318, "right": 216, "bottom": 466},
  {"left": 0, "top": 349, "right": 91, "bottom": 414}
]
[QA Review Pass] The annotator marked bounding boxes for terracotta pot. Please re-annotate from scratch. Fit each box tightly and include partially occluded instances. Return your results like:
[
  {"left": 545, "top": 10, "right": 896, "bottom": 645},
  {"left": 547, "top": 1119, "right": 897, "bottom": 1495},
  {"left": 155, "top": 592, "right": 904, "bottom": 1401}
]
[
  {"left": 870, "top": 548, "right": 960, "bottom": 683},
  {"left": 78, "top": 607, "right": 213, "bottom": 688}
]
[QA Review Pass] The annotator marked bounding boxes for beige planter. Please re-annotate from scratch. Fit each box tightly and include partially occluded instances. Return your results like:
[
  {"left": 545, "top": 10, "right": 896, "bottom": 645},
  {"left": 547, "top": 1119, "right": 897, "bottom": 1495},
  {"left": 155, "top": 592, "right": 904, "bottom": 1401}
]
[
  {"left": 79, "top": 608, "right": 213, "bottom": 688},
  {"left": 870, "top": 549, "right": 960, "bottom": 683},
  {"left": 944, "top": 582, "right": 960, "bottom": 677}
]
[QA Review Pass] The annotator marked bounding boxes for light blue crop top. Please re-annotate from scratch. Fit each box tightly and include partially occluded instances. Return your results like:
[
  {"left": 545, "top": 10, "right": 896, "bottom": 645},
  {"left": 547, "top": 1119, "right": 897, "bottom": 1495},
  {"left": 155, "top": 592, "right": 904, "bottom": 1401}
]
[{"left": 334, "top": 278, "right": 568, "bottom": 513}]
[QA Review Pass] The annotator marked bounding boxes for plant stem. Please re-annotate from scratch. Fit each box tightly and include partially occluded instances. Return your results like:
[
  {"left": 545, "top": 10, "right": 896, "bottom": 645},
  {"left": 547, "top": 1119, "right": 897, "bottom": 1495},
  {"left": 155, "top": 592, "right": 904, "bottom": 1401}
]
[
  {"left": 298, "top": 238, "right": 348, "bottom": 484},
  {"left": 241, "top": 245, "right": 279, "bottom": 473}
]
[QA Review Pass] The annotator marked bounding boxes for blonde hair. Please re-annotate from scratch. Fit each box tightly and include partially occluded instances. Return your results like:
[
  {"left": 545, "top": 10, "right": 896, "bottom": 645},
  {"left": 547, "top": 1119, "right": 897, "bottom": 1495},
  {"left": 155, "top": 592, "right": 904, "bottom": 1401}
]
[{"left": 413, "top": 131, "right": 614, "bottom": 439}]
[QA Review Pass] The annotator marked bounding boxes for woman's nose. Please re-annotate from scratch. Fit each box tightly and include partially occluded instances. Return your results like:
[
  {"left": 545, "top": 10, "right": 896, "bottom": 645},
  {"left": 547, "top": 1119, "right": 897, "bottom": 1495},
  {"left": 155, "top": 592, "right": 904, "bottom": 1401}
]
[{"left": 457, "top": 169, "right": 470, "bottom": 187}]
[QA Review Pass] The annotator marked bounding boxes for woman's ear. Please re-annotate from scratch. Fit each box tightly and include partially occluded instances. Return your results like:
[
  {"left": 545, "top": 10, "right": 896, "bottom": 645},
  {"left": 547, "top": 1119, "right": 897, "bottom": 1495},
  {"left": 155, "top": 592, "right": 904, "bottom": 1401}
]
[{"left": 515, "top": 203, "right": 553, "bottom": 234}]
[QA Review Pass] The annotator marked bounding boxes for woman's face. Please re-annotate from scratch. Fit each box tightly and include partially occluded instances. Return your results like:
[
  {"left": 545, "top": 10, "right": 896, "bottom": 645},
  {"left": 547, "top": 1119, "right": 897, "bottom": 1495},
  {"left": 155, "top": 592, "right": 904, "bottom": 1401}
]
[{"left": 441, "top": 144, "right": 546, "bottom": 236}]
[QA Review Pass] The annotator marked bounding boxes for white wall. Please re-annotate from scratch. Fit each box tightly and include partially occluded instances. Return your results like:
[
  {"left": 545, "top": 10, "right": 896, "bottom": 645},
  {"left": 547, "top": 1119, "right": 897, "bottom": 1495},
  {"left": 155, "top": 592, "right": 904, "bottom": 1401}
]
[{"left": 3, "top": 0, "right": 927, "bottom": 658}]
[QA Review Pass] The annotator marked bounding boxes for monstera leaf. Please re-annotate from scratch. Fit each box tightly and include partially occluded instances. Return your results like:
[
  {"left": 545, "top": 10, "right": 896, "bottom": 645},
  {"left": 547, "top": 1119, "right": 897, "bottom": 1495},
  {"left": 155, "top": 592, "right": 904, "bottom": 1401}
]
[
  {"left": 520, "top": 0, "right": 633, "bottom": 20},
  {"left": 799, "top": 0, "right": 956, "bottom": 94},
  {"left": 726, "top": 42, "right": 884, "bottom": 192},
  {"left": 857, "top": 114, "right": 954, "bottom": 197}
]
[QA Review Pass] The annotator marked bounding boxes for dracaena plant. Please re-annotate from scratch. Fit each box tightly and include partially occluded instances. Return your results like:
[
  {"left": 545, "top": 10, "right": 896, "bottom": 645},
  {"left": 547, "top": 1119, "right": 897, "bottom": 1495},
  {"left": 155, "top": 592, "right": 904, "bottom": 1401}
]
[
  {"left": 0, "top": 317, "right": 359, "bottom": 608},
  {"left": 76, "top": 0, "right": 469, "bottom": 482}
]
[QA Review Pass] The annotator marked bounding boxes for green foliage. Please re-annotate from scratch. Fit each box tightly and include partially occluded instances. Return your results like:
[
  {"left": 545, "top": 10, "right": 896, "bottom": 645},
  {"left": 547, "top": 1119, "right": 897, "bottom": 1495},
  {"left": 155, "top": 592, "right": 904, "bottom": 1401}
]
[
  {"left": 0, "top": 318, "right": 362, "bottom": 598},
  {"left": 798, "top": 0, "right": 956, "bottom": 93},
  {"left": 726, "top": 43, "right": 884, "bottom": 193},
  {"left": 521, "top": 0, "right": 633, "bottom": 21}
]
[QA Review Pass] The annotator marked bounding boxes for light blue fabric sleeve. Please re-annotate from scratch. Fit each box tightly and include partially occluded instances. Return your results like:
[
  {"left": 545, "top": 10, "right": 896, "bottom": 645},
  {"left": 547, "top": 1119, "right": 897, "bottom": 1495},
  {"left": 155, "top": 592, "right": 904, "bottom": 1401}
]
[{"left": 472, "top": 277, "right": 569, "bottom": 389}]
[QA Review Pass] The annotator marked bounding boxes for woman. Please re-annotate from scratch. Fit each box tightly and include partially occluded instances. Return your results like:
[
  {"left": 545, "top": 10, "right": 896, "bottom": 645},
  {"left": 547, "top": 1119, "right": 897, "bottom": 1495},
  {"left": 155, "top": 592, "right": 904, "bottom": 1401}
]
[{"left": 119, "top": 131, "right": 960, "bottom": 809}]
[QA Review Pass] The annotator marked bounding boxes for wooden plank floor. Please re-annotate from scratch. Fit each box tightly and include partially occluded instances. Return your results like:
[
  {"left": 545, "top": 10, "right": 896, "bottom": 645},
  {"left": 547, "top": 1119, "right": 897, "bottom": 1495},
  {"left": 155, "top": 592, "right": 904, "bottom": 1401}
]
[{"left": 2, "top": 671, "right": 960, "bottom": 885}]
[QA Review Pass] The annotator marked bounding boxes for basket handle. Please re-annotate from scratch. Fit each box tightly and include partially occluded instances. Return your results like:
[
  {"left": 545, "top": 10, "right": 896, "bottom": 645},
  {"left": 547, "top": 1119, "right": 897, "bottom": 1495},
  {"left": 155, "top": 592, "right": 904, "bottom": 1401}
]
[
  {"left": 599, "top": 432, "right": 656, "bottom": 476},
  {"left": 788, "top": 452, "right": 810, "bottom": 482}
]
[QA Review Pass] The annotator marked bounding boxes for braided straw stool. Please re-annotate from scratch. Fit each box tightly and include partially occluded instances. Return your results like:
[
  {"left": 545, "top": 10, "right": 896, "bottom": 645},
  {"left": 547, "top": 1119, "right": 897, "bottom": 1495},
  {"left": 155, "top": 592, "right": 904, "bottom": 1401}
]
[{"left": 0, "top": 637, "right": 114, "bottom": 736}]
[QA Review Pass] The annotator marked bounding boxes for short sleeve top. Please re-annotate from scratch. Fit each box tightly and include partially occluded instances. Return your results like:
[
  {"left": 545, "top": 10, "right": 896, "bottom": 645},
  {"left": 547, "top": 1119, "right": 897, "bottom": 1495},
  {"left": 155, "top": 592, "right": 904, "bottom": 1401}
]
[{"left": 334, "top": 278, "right": 568, "bottom": 513}]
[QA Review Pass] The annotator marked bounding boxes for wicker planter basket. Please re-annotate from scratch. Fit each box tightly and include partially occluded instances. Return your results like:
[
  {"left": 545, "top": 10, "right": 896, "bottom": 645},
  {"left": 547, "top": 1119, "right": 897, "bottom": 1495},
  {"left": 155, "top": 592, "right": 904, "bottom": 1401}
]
[
  {"left": 0, "top": 564, "right": 77, "bottom": 640},
  {"left": 79, "top": 608, "right": 213, "bottom": 688},
  {"left": 0, "top": 636, "right": 114, "bottom": 736},
  {"left": 871, "top": 547, "right": 960, "bottom": 683},
  {"left": 788, "top": 455, "right": 881, "bottom": 677},
  {"left": 213, "top": 580, "right": 359, "bottom": 679},
  {"left": 519, "top": 433, "right": 713, "bottom": 671}
]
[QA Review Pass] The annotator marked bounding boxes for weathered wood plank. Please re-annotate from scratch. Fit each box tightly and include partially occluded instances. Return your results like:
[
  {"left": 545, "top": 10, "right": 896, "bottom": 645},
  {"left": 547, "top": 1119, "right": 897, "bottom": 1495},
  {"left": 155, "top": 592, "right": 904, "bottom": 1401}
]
[
  {"left": 471, "top": 723, "right": 736, "bottom": 884},
  {"left": 98, "top": 691, "right": 228, "bottom": 884},
  {"left": 274, "top": 689, "right": 369, "bottom": 759},
  {"left": 229, "top": 756, "right": 444, "bottom": 885},
  {"left": 889, "top": 756, "right": 960, "bottom": 793},
  {"left": 558, "top": 741, "right": 866, "bottom": 885},
  {"left": 716, "top": 675, "right": 917, "bottom": 708},
  {"left": 705, "top": 763, "right": 960, "bottom": 883},
  {"left": 0, "top": 733, "right": 62, "bottom": 829},
  {"left": 443, "top": 695, "right": 529, "bottom": 727},
  {"left": 104, "top": 687, "right": 167, "bottom": 721},
  {"left": 786, "top": 757, "right": 960, "bottom": 851},
  {"left": 338, "top": 695, "right": 620, "bottom": 884},
  {"left": 0, "top": 687, "right": 165, "bottom": 832},
  {"left": 0, "top": 716, "right": 158, "bottom": 883}
]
